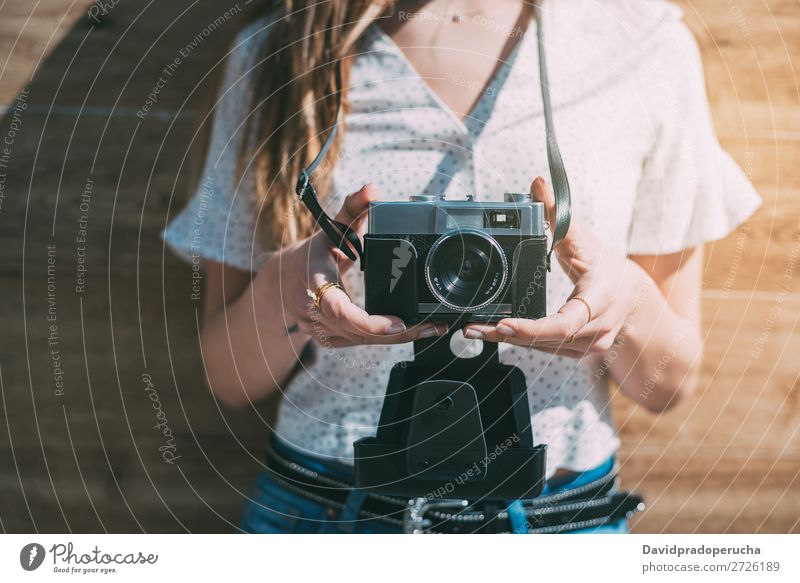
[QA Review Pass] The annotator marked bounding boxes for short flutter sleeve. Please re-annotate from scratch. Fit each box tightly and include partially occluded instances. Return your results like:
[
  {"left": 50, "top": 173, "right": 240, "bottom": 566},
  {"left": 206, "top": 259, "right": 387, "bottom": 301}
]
[
  {"left": 626, "top": 18, "right": 761, "bottom": 255},
  {"left": 161, "top": 17, "right": 274, "bottom": 272}
]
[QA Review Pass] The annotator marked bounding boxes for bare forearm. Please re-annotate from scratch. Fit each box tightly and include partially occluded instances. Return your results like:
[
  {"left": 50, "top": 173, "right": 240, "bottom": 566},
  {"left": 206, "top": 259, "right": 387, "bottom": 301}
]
[
  {"left": 605, "top": 269, "right": 702, "bottom": 412},
  {"left": 201, "top": 255, "right": 309, "bottom": 407}
]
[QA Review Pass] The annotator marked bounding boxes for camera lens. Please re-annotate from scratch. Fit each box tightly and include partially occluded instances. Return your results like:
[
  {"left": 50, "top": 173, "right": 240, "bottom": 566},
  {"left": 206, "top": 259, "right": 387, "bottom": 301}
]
[{"left": 425, "top": 229, "right": 508, "bottom": 311}]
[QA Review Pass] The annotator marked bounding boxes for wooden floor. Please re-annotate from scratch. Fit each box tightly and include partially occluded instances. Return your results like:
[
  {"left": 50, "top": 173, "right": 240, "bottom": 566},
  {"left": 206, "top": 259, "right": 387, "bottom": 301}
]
[{"left": 0, "top": 0, "right": 797, "bottom": 533}]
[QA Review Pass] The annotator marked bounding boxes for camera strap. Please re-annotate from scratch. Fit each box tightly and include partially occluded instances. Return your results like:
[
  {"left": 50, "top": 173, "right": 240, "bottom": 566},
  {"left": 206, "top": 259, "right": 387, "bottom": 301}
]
[
  {"left": 295, "top": 0, "right": 571, "bottom": 269},
  {"left": 295, "top": 64, "right": 364, "bottom": 264},
  {"left": 533, "top": 0, "right": 571, "bottom": 268}
]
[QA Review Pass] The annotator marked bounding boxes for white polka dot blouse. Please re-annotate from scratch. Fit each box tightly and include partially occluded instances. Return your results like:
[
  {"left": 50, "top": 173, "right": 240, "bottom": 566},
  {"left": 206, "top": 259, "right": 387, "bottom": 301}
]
[{"left": 163, "top": 0, "right": 760, "bottom": 477}]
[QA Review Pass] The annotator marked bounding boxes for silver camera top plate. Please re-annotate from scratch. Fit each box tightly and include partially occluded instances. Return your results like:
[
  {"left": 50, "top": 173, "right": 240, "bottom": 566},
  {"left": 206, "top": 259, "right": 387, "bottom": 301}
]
[{"left": 368, "top": 195, "right": 544, "bottom": 237}]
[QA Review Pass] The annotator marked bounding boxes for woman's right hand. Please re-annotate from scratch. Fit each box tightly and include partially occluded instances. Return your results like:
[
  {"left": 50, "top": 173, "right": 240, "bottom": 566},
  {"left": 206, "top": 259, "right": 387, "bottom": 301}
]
[{"left": 266, "top": 183, "right": 448, "bottom": 348}]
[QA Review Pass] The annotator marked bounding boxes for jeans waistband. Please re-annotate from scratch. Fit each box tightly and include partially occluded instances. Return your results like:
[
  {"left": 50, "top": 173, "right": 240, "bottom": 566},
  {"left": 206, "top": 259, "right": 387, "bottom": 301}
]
[{"left": 270, "top": 434, "right": 615, "bottom": 497}]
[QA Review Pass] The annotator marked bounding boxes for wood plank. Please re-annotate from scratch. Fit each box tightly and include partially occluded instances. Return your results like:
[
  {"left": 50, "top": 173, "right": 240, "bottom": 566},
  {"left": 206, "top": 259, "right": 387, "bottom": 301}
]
[
  {"left": 701, "top": 135, "right": 799, "bottom": 294},
  {"left": 0, "top": 112, "right": 199, "bottom": 218},
  {"left": 702, "top": 193, "right": 800, "bottom": 295},
  {"left": 0, "top": 271, "right": 278, "bottom": 434},
  {"left": 676, "top": 0, "right": 800, "bottom": 133},
  {"left": 0, "top": 111, "right": 205, "bottom": 274},
  {"left": 0, "top": 271, "right": 279, "bottom": 532},
  {"left": 0, "top": 441, "right": 267, "bottom": 532},
  {"left": 0, "top": 0, "right": 262, "bottom": 109},
  {"left": 620, "top": 450, "right": 800, "bottom": 533},
  {"left": 0, "top": 1, "right": 90, "bottom": 106},
  {"left": 612, "top": 295, "right": 800, "bottom": 452},
  {"left": 720, "top": 136, "right": 800, "bottom": 195},
  {"left": 613, "top": 294, "right": 800, "bottom": 532}
]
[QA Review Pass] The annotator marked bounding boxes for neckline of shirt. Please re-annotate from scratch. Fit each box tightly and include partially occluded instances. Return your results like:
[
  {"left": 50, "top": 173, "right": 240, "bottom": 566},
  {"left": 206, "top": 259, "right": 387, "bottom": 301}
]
[
  {"left": 364, "top": 19, "right": 537, "bottom": 138},
  {"left": 357, "top": 1, "right": 686, "bottom": 125}
]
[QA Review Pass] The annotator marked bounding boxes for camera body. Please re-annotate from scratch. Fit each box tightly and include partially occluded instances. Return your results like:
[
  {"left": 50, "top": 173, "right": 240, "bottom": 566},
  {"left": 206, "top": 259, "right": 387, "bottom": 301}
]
[{"left": 364, "top": 193, "right": 548, "bottom": 323}]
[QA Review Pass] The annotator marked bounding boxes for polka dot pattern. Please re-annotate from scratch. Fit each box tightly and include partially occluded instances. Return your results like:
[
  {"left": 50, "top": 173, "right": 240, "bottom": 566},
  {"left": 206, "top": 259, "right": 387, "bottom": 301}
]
[{"left": 163, "top": 1, "right": 761, "bottom": 478}]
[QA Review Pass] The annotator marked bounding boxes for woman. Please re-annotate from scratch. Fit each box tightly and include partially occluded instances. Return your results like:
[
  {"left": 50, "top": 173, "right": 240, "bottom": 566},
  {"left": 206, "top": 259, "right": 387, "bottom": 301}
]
[{"left": 164, "top": 0, "right": 760, "bottom": 533}]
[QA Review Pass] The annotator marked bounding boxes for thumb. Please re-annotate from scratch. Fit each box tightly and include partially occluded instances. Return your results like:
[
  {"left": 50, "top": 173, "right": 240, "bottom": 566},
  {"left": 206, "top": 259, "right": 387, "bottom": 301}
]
[
  {"left": 530, "top": 176, "right": 580, "bottom": 246},
  {"left": 334, "top": 183, "right": 380, "bottom": 232},
  {"left": 530, "top": 176, "right": 555, "bottom": 232}
]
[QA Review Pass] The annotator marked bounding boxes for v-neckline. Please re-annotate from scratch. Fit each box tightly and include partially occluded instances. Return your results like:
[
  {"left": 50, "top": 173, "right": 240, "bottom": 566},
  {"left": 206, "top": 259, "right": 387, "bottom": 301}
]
[{"left": 370, "top": 14, "right": 536, "bottom": 135}]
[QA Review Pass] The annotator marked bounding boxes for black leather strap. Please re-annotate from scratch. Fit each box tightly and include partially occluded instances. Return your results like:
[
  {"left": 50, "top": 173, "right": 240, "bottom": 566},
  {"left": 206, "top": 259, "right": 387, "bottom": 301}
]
[
  {"left": 294, "top": 63, "right": 364, "bottom": 264},
  {"left": 534, "top": 0, "right": 571, "bottom": 268},
  {"left": 296, "top": 0, "right": 571, "bottom": 269}
]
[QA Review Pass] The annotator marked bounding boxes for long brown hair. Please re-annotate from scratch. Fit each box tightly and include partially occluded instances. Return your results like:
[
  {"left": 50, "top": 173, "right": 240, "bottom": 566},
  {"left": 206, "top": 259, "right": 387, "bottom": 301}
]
[{"left": 241, "top": 0, "right": 392, "bottom": 251}]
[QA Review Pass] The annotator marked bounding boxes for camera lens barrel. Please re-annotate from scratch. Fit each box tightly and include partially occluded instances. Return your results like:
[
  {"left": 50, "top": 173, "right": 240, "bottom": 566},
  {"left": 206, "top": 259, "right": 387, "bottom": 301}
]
[{"left": 424, "top": 228, "right": 508, "bottom": 312}]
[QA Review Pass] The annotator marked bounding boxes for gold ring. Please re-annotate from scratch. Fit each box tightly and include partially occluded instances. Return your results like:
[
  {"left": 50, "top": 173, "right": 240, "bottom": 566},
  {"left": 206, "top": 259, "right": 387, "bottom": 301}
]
[
  {"left": 571, "top": 296, "right": 593, "bottom": 324},
  {"left": 306, "top": 282, "right": 344, "bottom": 310}
]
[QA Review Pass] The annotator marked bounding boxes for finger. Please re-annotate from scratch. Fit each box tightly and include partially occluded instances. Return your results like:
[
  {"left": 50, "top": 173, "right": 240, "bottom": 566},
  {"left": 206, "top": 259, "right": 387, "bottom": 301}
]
[
  {"left": 516, "top": 343, "right": 586, "bottom": 358},
  {"left": 318, "top": 286, "right": 408, "bottom": 338},
  {"left": 326, "top": 184, "right": 379, "bottom": 268},
  {"left": 331, "top": 246, "right": 357, "bottom": 270},
  {"left": 297, "top": 316, "right": 359, "bottom": 344},
  {"left": 373, "top": 322, "right": 449, "bottom": 344},
  {"left": 327, "top": 324, "right": 450, "bottom": 348},
  {"left": 466, "top": 322, "right": 594, "bottom": 350},
  {"left": 548, "top": 329, "right": 620, "bottom": 354},
  {"left": 334, "top": 183, "right": 380, "bottom": 230},
  {"left": 535, "top": 338, "right": 593, "bottom": 351},
  {"left": 328, "top": 336, "right": 363, "bottom": 349},
  {"left": 309, "top": 233, "right": 357, "bottom": 271},
  {"left": 531, "top": 175, "right": 581, "bottom": 244},
  {"left": 297, "top": 305, "right": 371, "bottom": 346},
  {"left": 465, "top": 300, "right": 588, "bottom": 344},
  {"left": 297, "top": 316, "right": 356, "bottom": 347},
  {"left": 348, "top": 322, "right": 450, "bottom": 346},
  {"left": 468, "top": 326, "right": 585, "bottom": 357},
  {"left": 530, "top": 176, "right": 555, "bottom": 232},
  {"left": 302, "top": 311, "right": 448, "bottom": 346},
  {"left": 462, "top": 323, "right": 500, "bottom": 341}
]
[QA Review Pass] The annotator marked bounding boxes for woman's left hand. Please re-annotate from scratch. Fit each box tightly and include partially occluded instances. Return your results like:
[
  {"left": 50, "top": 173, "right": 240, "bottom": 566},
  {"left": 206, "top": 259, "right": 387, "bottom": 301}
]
[{"left": 463, "top": 176, "right": 650, "bottom": 358}]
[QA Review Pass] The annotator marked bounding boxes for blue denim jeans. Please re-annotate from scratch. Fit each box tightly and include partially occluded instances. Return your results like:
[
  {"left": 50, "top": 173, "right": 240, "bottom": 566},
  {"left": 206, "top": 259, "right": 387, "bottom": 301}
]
[{"left": 240, "top": 437, "right": 628, "bottom": 534}]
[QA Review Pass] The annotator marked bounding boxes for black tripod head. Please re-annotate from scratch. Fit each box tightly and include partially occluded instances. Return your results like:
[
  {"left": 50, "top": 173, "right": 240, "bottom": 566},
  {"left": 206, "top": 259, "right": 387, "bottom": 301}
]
[{"left": 353, "top": 330, "right": 546, "bottom": 501}]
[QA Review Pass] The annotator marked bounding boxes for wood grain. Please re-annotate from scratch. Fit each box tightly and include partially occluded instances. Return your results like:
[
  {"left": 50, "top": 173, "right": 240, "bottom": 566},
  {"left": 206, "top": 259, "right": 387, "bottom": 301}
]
[
  {"left": 613, "top": 296, "right": 800, "bottom": 450},
  {"left": 0, "top": 0, "right": 797, "bottom": 533},
  {"left": 0, "top": 271, "right": 277, "bottom": 532},
  {"left": 0, "top": 112, "right": 203, "bottom": 274},
  {"left": 613, "top": 295, "right": 800, "bottom": 532},
  {"left": 701, "top": 194, "right": 800, "bottom": 295},
  {"left": 0, "top": 1, "right": 90, "bottom": 105},
  {"left": 676, "top": 0, "right": 800, "bottom": 133},
  {"left": 620, "top": 450, "right": 800, "bottom": 533},
  {"left": 0, "top": 0, "right": 247, "bottom": 109}
]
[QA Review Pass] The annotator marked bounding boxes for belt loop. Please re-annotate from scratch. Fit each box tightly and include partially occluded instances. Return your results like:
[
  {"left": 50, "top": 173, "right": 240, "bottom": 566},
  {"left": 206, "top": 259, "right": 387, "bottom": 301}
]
[
  {"left": 506, "top": 500, "right": 529, "bottom": 534},
  {"left": 334, "top": 488, "right": 369, "bottom": 533}
]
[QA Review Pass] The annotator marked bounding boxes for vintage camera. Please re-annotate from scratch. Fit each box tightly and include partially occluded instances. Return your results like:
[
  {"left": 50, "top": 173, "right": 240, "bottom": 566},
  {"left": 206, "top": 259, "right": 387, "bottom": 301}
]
[
  {"left": 364, "top": 193, "right": 548, "bottom": 323},
  {"left": 296, "top": 5, "right": 573, "bottom": 501}
]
